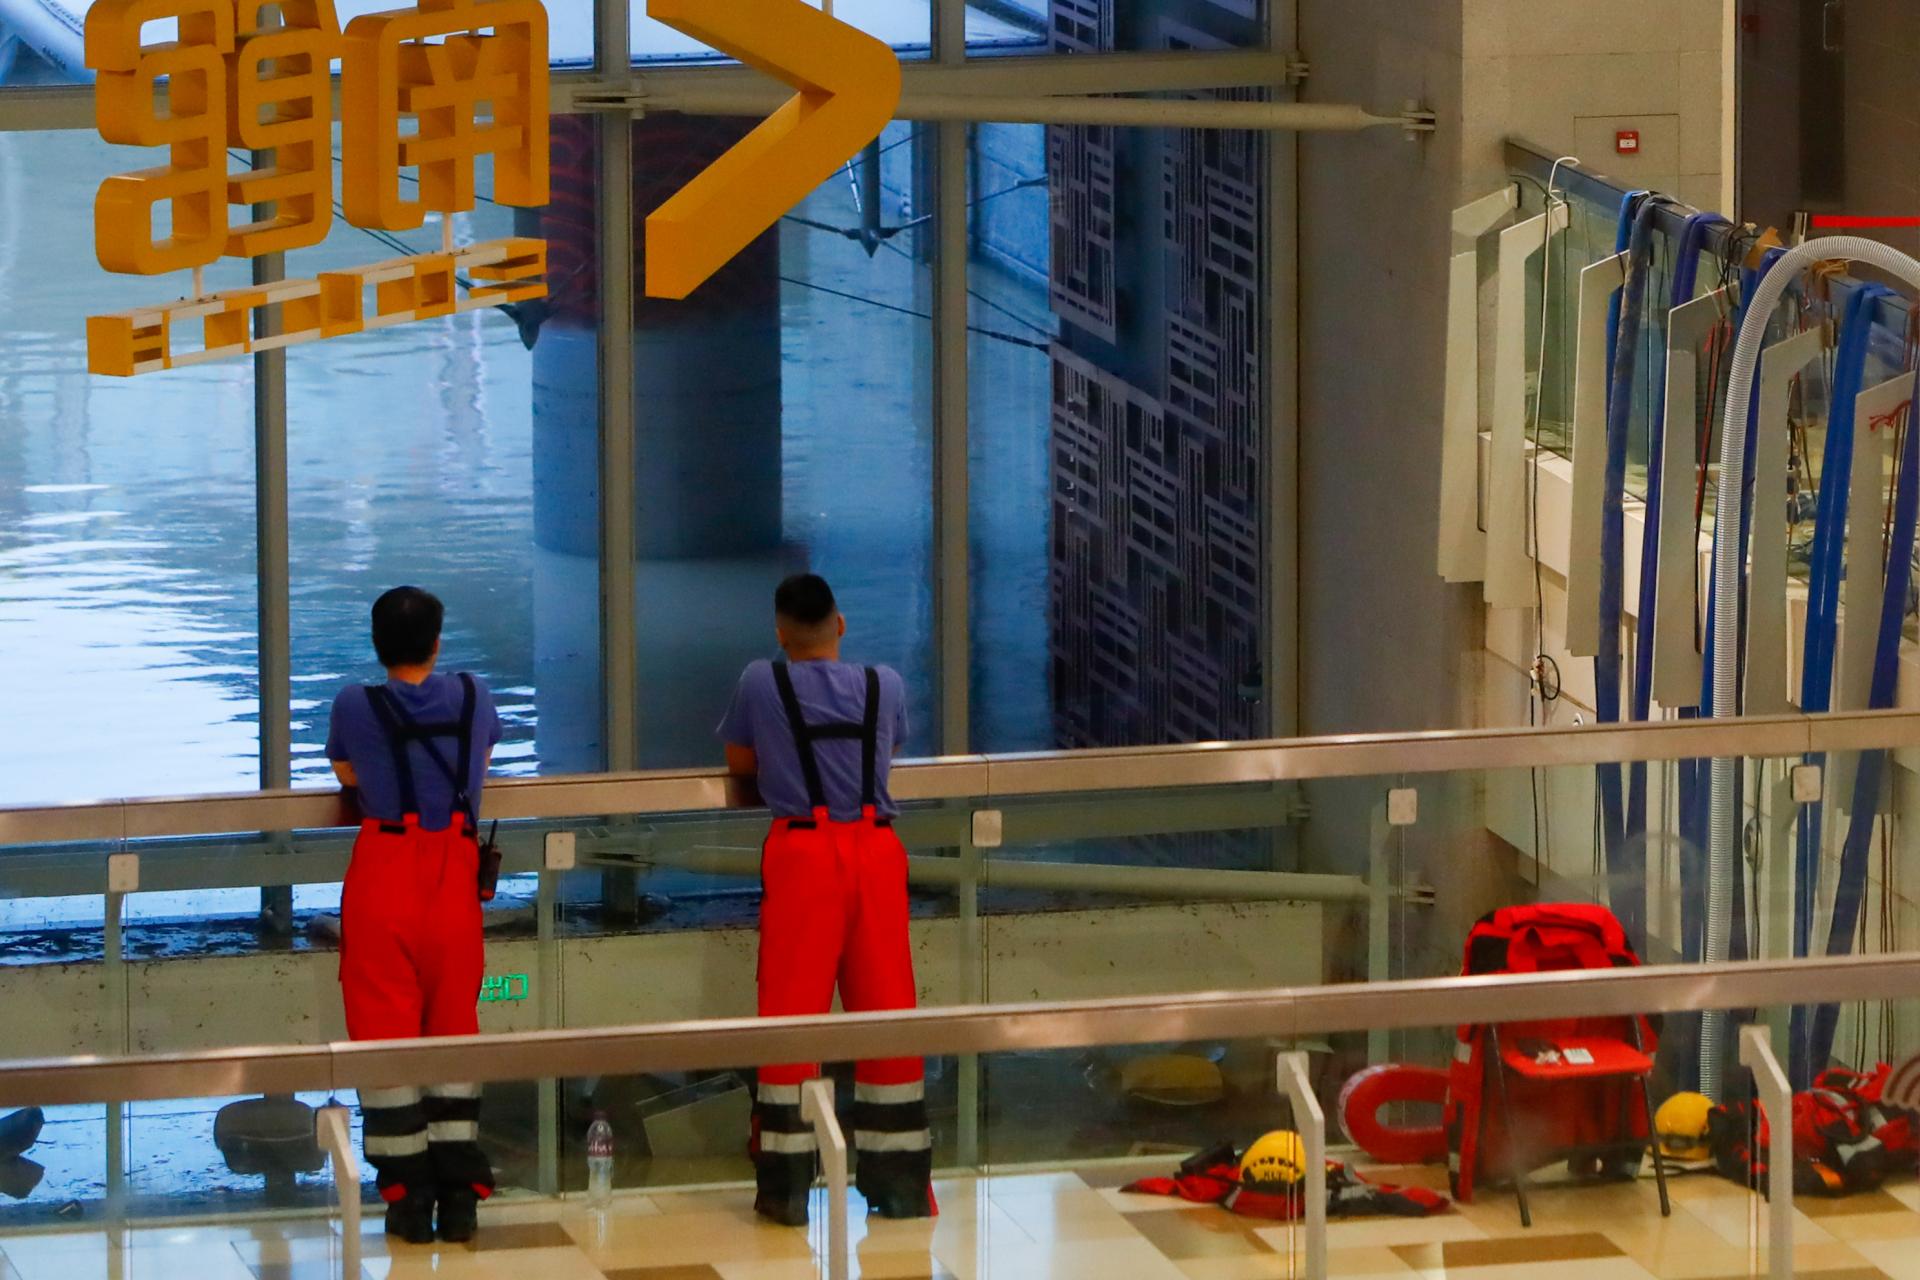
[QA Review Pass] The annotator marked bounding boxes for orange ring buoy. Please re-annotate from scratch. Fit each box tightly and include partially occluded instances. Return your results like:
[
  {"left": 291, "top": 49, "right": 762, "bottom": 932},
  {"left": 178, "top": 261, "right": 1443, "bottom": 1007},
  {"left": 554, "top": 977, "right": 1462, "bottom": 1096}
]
[{"left": 1338, "top": 1064, "right": 1450, "bottom": 1165}]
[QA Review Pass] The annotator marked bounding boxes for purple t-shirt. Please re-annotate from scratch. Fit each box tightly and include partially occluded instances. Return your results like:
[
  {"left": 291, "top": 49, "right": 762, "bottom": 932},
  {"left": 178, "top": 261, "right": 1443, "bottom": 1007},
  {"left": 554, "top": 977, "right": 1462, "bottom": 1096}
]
[
  {"left": 717, "top": 658, "right": 907, "bottom": 821},
  {"left": 326, "top": 673, "right": 503, "bottom": 830}
]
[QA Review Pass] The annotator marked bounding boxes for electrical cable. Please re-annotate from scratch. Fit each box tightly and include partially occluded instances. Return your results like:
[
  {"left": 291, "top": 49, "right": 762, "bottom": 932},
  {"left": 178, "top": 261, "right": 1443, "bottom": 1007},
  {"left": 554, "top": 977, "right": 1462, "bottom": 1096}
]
[
  {"left": 777, "top": 274, "right": 1050, "bottom": 350},
  {"left": 794, "top": 173, "right": 1046, "bottom": 245},
  {"left": 875, "top": 235, "right": 1056, "bottom": 339},
  {"left": 265, "top": 149, "right": 1050, "bottom": 353}
]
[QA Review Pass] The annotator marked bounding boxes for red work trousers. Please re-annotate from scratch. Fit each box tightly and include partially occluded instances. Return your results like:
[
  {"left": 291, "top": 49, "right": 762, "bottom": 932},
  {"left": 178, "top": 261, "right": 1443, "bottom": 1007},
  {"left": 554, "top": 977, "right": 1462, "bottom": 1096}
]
[
  {"left": 339, "top": 817, "right": 490, "bottom": 1199},
  {"left": 340, "top": 817, "right": 484, "bottom": 1039},
  {"left": 754, "top": 811, "right": 931, "bottom": 1215}
]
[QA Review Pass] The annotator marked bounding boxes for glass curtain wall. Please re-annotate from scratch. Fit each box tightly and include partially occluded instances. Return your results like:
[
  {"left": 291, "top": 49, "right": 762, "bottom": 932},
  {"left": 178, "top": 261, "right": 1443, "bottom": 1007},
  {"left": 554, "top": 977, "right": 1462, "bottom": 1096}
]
[
  {"left": 970, "top": 0, "right": 1272, "bottom": 753},
  {"left": 287, "top": 135, "right": 597, "bottom": 786},
  {"left": 0, "top": 131, "right": 260, "bottom": 811},
  {"left": 0, "top": 7, "right": 1281, "bottom": 923},
  {"left": 619, "top": 116, "right": 937, "bottom": 768}
]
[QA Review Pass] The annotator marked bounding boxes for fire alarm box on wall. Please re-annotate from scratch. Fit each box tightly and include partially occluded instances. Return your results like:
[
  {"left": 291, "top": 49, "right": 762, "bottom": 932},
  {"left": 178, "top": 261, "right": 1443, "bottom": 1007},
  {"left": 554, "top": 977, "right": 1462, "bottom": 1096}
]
[{"left": 1616, "top": 130, "right": 1640, "bottom": 154}]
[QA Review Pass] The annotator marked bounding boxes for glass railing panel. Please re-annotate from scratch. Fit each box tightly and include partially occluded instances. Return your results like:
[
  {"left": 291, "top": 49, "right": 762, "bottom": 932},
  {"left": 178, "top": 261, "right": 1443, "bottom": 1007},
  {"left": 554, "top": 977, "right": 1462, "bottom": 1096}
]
[
  {"left": 2, "top": 717, "right": 1917, "bottom": 1067},
  {"left": 0, "top": 961, "right": 1908, "bottom": 1273},
  {"left": 123, "top": 1090, "right": 340, "bottom": 1222},
  {"left": 975, "top": 780, "right": 1317, "bottom": 1002},
  {"left": 969, "top": 749, "right": 1882, "bottom": 1008}
]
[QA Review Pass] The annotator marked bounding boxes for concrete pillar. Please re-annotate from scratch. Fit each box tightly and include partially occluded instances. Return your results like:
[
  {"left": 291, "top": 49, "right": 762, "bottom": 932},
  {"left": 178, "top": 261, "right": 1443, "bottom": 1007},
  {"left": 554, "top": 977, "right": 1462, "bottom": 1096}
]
[{"left": 531, "top": 115, "right": 794, "bottom": 777}]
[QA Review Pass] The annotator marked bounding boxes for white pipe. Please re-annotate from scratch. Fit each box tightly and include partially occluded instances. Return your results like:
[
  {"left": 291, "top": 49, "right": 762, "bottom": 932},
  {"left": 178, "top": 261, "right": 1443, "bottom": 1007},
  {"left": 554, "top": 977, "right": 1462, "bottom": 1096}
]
[
  {"left": 649, "top": 845, "right": 1373, "bottom": 902},
  {"left": 1276, "top": 1051, "right": 1327, "bottom": 1279},
  {"left": 800, "top": 1079, "right": 848, "bottom": 1280},
  {"left": 1737, "top": 1027, "right": 1794, "bottom": 1280},
  {"left": 1706, "top": 237, "right": 1920, "bottom": 1096},
  {"left": 316, "top": 1106, "right": 361, "bottom": 1280}
]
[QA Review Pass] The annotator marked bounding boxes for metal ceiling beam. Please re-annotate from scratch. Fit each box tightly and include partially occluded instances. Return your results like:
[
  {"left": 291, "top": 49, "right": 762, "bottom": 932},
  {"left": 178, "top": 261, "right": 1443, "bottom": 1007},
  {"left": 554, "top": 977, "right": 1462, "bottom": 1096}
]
[
  {"left": 593, "top": 85, "right": 1423, "bottom": 132},
  {"left": 0, "top": 49, "right": 1323, "bottom": 132},
  {"left": 603, "top": 46, "right": 1309, "bottom": 102}
]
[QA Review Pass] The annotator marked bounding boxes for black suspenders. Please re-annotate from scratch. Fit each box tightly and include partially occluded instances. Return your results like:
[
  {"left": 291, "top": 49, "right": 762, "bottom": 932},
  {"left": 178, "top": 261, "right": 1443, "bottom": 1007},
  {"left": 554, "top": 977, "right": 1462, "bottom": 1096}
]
[
  {"left": 770, "top": 661, "right": 881, "bottom": 818},
  {"left": 363, "top": 673, "right": 479, "bottom": 831}
]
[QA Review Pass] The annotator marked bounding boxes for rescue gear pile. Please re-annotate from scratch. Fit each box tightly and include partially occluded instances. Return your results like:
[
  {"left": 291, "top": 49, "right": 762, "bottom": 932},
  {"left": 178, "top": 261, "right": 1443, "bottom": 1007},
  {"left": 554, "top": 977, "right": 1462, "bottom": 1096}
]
[
  {"left": 1240, "top": 1130, "right": 1308, "bottom": 1187},
  {"left": 1123, "top": 1140, "right": 1448, "bottom": 1221},
  {"left": 1705, "top": 1063, "right": 1919, "bottom": 1196}
]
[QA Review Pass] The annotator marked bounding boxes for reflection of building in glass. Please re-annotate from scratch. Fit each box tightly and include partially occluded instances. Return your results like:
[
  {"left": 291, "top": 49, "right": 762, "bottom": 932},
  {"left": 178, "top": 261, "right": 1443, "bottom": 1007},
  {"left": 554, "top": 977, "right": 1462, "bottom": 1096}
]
[{"left": 1048, "top": 1, "right": 1265, "bottom": 748}]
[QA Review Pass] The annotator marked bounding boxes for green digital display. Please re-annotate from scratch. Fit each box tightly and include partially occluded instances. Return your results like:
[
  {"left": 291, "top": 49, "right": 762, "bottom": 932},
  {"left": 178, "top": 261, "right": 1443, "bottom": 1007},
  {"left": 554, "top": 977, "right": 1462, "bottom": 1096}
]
[{"left": 478, "top": 973, "right": 530, "bottom": 1004}]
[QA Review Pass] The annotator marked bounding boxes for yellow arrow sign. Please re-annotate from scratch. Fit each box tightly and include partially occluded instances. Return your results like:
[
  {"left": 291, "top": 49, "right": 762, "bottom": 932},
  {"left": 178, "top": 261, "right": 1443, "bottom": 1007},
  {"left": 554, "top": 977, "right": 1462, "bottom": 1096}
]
[{"left": 643, "top": 0, "right": 901, "bottom": 300}]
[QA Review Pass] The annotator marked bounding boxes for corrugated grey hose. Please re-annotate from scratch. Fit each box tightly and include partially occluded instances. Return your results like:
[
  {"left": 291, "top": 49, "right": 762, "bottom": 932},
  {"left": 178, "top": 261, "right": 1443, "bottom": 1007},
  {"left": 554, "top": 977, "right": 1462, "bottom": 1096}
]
[{"left": 1704, "top": 236, "right": 1920, "bottom": 1098}]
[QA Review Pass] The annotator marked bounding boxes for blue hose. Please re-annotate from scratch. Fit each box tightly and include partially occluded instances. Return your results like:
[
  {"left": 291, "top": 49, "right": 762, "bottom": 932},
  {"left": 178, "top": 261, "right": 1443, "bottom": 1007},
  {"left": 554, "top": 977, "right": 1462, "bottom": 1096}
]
[
  {"left": 1596, "top": 194, "right": 1667, "bottom": 951},
  {"left": 1625, "top": 212, "right": 1726, "bottom": 952},
  {"left": 1805, "top": 312, "right": 1920, "bottom": 1076},
  {"left": 1620, "top": 211, "right": 1723, "bottom": 1088},
  {"left": 1789, "top": 282, "right": 1894, "bottom": 1083}
]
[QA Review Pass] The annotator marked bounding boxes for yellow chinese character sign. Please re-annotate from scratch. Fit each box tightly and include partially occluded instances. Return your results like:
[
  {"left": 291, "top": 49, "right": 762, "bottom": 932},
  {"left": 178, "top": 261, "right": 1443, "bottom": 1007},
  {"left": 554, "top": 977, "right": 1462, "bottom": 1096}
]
[
  {"left": 84, "top": 0, "right": 549, "bottom": 376},
  {"left": 641, "top": 0, "right": 900, "bottom": 300}
]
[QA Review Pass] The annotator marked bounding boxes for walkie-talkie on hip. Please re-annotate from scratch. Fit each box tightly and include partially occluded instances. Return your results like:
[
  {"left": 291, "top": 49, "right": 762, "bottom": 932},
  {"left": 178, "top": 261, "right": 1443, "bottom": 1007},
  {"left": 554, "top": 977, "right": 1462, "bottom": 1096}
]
[{"left": 477, "top": 820, "right": 502, "bottom": 902}]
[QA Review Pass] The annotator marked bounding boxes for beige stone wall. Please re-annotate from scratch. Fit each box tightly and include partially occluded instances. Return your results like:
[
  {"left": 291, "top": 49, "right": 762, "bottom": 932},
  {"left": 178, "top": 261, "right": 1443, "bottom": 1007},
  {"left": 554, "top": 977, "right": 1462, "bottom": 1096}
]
[
  {"left": 1290, "top": 0, "right": 1736, "bottom": 972},
  {"left": 1460, "top": 0, "right": 1732, "bottom": 211}
]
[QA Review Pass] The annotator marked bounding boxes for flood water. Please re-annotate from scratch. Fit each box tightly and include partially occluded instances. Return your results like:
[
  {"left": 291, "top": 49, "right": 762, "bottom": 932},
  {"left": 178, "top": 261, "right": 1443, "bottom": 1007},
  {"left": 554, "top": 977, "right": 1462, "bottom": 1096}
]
[{"left": 0, "top": 127, "right": 1057, "bottom": 896}]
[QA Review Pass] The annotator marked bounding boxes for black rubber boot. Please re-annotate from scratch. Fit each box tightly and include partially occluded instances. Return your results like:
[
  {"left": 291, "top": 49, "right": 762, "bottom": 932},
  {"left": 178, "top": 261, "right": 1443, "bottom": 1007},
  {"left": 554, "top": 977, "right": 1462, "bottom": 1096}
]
[
  {"left": 858, "top": 1149, "right": 936, "bottom": 1219},
  {"left": 384, "top": 1189, "right": 436, "bottom": 1245},
  {"left": 863, "top": 1183, "right": 936, "bottom": 1220},
  {"left": 436, "top": 1186, "right": 480, "bottom": 1243},
  {"left": 754, "top": 1146, "right": 814, "bottom": 1227},
  {"left": 753, "top": 1191, "right": 810, "bottom": 1227}
]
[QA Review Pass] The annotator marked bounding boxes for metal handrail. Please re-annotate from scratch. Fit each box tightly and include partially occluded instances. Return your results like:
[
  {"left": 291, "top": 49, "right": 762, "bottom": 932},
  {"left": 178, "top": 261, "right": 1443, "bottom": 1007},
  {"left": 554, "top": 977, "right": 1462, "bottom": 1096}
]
[
  {"left": 4, "top": 707, "right": 1918, "bottom": 846},
  {"left": 1506, "top": 137, "right": 1916, "bottom": 341},
  {"left": 3, "top": 952, "right": 1917, "bottom": 1107}
]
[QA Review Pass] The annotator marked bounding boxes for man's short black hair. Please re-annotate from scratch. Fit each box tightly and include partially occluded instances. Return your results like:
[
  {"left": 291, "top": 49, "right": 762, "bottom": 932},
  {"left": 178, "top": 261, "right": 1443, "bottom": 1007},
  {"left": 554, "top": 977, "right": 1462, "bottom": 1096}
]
[
  {"left": 371, "top": 586, "right": 444, "bottom": 668},
  {"left": 774, "top": 573, "right": 837, "bottom": 627}
]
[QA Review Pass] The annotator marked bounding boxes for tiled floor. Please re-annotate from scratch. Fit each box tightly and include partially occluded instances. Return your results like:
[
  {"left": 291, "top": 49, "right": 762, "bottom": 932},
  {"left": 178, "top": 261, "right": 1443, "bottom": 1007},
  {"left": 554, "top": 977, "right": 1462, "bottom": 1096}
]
[{"left": 1, "top": 1161, "right": 1913, "bottom": 1279}]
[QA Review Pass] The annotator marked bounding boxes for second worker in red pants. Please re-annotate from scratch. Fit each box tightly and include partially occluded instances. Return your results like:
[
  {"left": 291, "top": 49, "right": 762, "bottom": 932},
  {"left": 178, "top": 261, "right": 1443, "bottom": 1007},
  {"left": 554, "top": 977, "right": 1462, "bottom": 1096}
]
[
  {"left": 719, "top": 573, "right": 935, "bottom": 1227},
  {"left": 327, "top": 586, "right": 502, "bottom": 1245}
]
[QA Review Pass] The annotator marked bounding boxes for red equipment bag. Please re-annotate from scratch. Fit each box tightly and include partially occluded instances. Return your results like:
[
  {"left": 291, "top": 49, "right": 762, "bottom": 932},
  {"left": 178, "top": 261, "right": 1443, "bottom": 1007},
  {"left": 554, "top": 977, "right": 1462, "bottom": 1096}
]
[{"left": 1443, "top": 904, "right": 1660, "bottom": 1201}]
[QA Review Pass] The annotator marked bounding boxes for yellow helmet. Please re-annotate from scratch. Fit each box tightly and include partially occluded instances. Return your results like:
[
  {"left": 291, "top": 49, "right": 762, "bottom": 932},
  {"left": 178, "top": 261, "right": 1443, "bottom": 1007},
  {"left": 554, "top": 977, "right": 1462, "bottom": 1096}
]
[
  {"left": 1655, "top": 1092, "right": 1714, "bottom": 1161},
  {"left": 1239, "top": 1130, "right": 1308, "bottom": 1187}
]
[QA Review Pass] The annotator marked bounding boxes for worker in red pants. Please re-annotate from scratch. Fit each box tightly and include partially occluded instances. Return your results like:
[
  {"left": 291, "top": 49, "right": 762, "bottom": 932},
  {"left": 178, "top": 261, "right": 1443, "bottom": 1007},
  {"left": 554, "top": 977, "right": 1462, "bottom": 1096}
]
[
  {"left": 719, "top": 573, "right": 934, "bottom": 1226},
  {"left": 328, "top": 586, "right": 502, "bottom": 1244}
]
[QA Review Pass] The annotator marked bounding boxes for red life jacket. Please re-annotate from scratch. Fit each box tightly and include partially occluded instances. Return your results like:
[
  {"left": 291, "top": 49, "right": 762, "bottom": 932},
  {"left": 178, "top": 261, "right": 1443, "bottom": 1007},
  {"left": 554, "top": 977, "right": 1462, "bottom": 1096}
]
[{"left": 1709, "top": 1063, "right": 1920, "bottom": 1196}]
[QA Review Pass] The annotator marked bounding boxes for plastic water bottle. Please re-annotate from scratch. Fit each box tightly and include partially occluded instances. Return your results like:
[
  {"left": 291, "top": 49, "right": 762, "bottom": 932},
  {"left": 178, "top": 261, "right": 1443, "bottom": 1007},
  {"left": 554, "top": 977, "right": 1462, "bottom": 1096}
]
[{"left": 586, "top": 1112, "right": 614, "bottom": 1210}]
